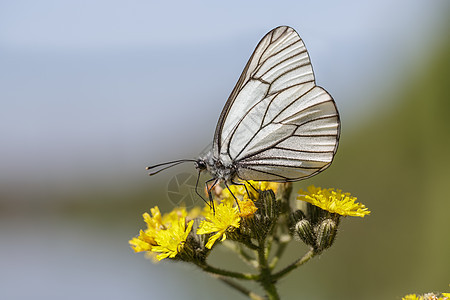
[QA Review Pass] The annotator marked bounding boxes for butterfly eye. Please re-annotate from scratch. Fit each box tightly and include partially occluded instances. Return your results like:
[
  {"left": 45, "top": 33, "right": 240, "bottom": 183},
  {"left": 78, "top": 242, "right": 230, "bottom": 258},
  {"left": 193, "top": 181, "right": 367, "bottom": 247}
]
[{"left": 194, "top": 160, "right": 207, "bottom": 171}]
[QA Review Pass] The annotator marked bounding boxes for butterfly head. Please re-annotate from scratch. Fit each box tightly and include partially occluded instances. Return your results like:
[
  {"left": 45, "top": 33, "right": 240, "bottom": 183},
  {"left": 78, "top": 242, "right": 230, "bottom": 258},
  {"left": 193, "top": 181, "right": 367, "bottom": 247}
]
[{"left": 194, "top": 159, "right": 207, "bottom": 172}]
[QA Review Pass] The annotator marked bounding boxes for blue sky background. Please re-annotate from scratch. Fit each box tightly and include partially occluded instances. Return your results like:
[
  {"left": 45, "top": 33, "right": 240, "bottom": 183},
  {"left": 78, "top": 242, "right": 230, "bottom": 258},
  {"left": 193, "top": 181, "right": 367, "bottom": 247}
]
[{"left": 1, "top": 1, "right": 449, "bottom": 299}]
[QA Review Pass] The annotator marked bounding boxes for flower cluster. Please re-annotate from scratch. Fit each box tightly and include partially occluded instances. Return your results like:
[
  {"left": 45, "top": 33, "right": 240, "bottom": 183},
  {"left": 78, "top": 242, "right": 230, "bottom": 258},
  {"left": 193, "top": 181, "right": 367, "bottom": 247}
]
[
  {"left": 130, "top": 183, "right": 368, "bottom": 261},
  {"left": 129, "top": 181, "right": 278, "bottom": 261},
  {"left": 129, "top": 182, "right": 371, "bottom": 299}
]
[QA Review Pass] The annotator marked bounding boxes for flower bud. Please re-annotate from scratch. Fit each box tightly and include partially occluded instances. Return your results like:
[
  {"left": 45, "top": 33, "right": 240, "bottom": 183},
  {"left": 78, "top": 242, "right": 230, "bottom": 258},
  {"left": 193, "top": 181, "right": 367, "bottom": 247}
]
[
  {"left": 179, "top": 219, "right": 210, "bottom": 263},
  {"left": 257, "top": 190, "right": 279, "bottom": 220},
  {"left": 316, "top": 218, "right": 338, "bottom": 252},
  {"left": 294, "top": 219, "right": 316, "bottom": 247},
  {"left": 289, "top": 209, "right": 306, "bottom": 227},
  {"left": 306, "top": 202, "right": 324, "bottom": 225}
]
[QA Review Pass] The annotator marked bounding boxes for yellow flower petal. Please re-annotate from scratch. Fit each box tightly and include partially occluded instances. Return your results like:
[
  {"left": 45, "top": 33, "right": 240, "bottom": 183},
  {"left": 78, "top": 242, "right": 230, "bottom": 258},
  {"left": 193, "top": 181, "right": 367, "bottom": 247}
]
[
  {"left": 197, "top": 202, "right": 240, "bottom": 249},
  {"left": 297, "top": 186, "right": 370, "bottom": 217},
  {"left": 204, "top": 232, "right": 223, "bottom": 249},
  {"left": 151, "top": 219, "right": 194, "bottom": 261},
  {"left": 129, "top": 236, "right": 152, "bottom": 252},
  {"left": 129, "top": 206, "right": 194, "bottom": 261}
]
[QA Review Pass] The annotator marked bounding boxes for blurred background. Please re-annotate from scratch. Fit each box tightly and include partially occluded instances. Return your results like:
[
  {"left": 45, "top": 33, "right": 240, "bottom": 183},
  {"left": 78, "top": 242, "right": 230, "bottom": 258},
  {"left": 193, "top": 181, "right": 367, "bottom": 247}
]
[{"left": 1, "top": 1, "right": 449, "bottom": 299}]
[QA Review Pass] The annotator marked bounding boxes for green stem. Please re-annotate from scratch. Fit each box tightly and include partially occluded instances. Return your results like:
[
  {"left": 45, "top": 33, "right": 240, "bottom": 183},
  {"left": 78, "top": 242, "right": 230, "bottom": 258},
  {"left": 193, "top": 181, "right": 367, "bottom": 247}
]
[
  {"left": 272, "top": 248, "right": 315, "bottom": 281},
  {"left": 243, "top": 240, "right": 259, "bottom": 250},
  {"left": 257, "top": 239, "right": 280, "bottom": 300},
  {"left": 200, "top": 263, "right": 258, "bottom": 280},
  {"left": 265, "top": 238, "right": 273, "bottom": 260},
  {"left": 210, "top": 274, "right": 265, "bottom": 300}
]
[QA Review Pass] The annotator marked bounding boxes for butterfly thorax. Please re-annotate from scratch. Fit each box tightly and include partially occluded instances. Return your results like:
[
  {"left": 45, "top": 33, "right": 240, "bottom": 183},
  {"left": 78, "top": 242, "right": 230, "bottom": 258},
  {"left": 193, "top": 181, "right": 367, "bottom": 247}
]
[{"left": 195, "top": 152, "right": 237, "bottom": 182}]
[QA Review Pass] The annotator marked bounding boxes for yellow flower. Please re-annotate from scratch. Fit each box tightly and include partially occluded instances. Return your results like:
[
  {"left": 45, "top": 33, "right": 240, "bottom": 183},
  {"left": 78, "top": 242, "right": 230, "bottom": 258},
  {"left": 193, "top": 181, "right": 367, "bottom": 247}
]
[
  {"left": 197, "top": 201, "right": 241, "bottom": 249},
  {"left": 151, "top": 218, "right": 194, "bottom": 260},
  {"left": 129, "top": 206, "right": 194, "bottom": 261},
  {"left": 129, "top": 208, "right": 166, "bottom": 252},
  {"left": 297, "top": 186, "right": 370, "bottom": 217}
]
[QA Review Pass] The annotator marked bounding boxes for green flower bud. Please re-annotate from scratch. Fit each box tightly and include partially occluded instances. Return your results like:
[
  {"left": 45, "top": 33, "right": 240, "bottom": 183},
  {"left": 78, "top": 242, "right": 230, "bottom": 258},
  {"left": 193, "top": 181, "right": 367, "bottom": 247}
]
[
  {"left": 289, "top": 209, "right": 305, "bottom": 229},
  {"left": 294, "top": 219, "right": 316, "bottom": 247},
  {"left": 316, "top": 218, "right": 338, "bottom": 252},
  {"left": 257, "top": 190, "right": 279, "bottom": 220},
  {"left": 244, "top": 190, "right": 279, "bottom": 240},
  {"left": 179, "top": 219, "right": 210, "bottom": 263},
  {"left": 306, "top": 202, "right": 324, "bottom": 225}
]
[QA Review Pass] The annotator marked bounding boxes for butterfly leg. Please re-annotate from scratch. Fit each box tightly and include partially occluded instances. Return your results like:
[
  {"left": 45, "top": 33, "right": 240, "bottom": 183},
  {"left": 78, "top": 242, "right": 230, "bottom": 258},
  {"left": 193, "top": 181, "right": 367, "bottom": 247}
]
[
  {"left": 245, "top": 181, "right": 259, "bottom": 195},
  {"left": 194, "top": 170, "right": 212, "bottom": 208},
  {"left": 224, "top": 181, "right": 241, "bottom": 212},
  {"left": 231, "top": 180, "right": 259, "bottom": 200},
  {"left": 205, "top": 178, "right": 219, "bottom": 213},
  {"left": 230, "top": 180, "right": 251, "bottom": 199}
]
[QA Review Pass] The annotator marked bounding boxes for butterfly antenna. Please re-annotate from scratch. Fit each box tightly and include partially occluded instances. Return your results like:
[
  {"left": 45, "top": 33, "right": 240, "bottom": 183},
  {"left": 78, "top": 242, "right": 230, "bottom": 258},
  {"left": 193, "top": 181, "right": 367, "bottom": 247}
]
[{"left": 146, "top": 159, "right": 196, "bottom": 176}]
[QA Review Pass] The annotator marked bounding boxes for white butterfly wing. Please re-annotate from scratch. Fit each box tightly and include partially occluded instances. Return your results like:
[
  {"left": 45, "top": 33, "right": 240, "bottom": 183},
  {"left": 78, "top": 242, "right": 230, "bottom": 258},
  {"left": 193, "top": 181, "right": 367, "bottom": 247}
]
[{"left": 213, "top": 26, "right": 340, "bottom": 182}]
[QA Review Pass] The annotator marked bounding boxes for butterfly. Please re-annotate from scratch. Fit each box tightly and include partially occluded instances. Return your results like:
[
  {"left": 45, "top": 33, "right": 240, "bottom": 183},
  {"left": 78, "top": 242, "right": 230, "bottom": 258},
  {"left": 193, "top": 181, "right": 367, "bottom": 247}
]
[{"left": 147, "top": 26, "right": 340, "bottom": 205}]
